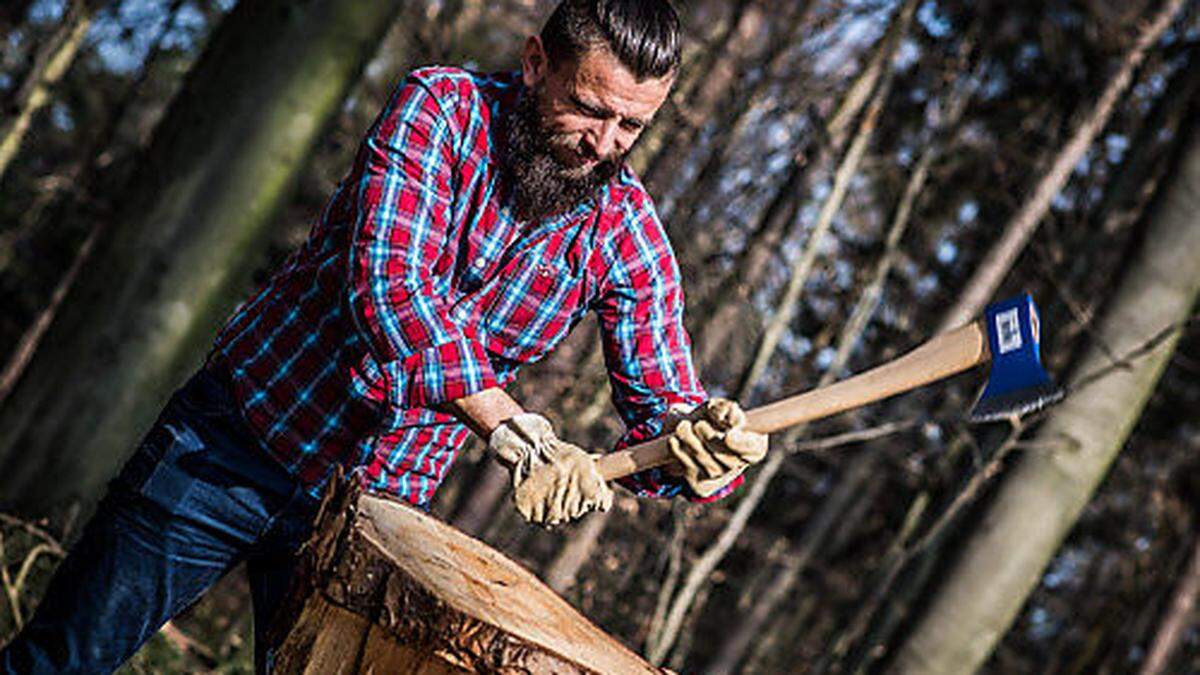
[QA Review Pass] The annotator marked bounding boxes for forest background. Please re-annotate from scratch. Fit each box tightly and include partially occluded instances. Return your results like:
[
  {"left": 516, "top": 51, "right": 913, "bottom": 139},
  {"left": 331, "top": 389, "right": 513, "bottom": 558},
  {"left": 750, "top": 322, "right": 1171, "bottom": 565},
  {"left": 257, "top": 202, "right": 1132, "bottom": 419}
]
[{"left": 0, "top": 0, "right": 1198, "bottom": 673}]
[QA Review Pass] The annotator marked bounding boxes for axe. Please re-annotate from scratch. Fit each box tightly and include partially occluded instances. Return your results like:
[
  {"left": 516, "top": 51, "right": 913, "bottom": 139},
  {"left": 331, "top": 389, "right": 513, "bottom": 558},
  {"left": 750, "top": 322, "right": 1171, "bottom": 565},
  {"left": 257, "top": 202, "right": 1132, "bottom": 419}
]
[{"left": 596, "top": 293, "right": 1063, "bottom": 481}]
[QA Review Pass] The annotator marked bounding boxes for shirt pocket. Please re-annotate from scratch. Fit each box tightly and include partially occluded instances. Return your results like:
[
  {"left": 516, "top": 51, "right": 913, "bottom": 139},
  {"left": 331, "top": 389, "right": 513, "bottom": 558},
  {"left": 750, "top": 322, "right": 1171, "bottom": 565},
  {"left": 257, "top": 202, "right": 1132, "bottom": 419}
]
[{"left": 482, "top": 259, "right": 586, "bottom": 363}]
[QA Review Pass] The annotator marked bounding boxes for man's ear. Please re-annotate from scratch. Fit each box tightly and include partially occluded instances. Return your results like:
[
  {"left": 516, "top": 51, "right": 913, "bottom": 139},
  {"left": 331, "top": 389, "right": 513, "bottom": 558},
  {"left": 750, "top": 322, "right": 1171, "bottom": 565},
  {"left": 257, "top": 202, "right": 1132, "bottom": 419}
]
[{"left": 521, "top": 35, "right": 548, "bottom": 88}]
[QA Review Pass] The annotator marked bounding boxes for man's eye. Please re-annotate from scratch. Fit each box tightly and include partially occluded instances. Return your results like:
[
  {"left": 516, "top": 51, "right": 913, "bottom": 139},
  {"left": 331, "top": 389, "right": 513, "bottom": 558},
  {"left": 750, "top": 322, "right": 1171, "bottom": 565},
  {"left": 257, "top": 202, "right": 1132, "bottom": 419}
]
[
  {"left": 620, "top": 120, "right": 644, "bottom": 132},
  {"left": 570, "top": 97, "right": 604, "bottom": 118}
]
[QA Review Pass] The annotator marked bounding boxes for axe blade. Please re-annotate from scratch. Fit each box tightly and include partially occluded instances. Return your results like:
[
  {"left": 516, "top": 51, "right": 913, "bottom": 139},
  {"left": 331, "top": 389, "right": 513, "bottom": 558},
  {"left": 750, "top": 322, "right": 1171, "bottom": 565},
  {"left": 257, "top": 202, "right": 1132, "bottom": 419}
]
[{"left": 970, "top": 293, "right": 1064, "bottom": 422}]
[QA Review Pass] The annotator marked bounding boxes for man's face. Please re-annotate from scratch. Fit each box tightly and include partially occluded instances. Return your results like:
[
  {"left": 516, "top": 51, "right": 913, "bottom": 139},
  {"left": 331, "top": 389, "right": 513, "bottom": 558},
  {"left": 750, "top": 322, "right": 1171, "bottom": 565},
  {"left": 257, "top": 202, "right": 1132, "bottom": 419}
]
[
  {"left": 524, "top": 39, "right": 673, "bottom": 178},
  {"left": 505, "top": 37, "right": 673, "bottom": 221}
]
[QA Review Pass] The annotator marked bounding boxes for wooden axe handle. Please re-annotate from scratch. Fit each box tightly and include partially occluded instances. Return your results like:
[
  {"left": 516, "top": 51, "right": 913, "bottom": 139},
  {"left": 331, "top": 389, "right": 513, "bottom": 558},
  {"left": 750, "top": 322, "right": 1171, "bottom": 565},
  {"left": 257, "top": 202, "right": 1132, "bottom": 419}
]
[{"left": 596, "top": 320, "right": 989, "bottom": 482}]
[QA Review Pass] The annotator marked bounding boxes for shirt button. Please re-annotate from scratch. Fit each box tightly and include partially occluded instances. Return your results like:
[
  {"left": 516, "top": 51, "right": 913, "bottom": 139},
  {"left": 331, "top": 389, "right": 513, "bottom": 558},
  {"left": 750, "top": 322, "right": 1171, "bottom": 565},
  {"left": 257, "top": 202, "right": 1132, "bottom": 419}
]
[{"left": 474, "top": 258, "right": 487, "bottom": 268}]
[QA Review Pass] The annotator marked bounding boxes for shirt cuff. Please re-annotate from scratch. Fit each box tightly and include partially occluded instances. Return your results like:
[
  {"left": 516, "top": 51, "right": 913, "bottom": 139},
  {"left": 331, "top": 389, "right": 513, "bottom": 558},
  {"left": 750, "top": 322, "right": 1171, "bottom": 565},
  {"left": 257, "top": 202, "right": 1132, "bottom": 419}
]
[
  {"left": 396, "top": 338, "right": 497, "bottom": 408},
  {"left": 616, "top": 466, "right": 686, "bottom": 500},
  {"left": 614, "top": 465, "right": 745, "bottom": 502},
  {"left": 685, "top": 474, "right": 744, "bottom": 503}
]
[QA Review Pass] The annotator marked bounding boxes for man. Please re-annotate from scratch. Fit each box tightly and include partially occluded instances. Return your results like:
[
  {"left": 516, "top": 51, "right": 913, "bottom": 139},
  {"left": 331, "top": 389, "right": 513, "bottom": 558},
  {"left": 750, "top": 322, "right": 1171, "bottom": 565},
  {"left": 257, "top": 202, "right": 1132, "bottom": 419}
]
[{"left": 1, "top": 0, "right": 767, "bottom": 672}]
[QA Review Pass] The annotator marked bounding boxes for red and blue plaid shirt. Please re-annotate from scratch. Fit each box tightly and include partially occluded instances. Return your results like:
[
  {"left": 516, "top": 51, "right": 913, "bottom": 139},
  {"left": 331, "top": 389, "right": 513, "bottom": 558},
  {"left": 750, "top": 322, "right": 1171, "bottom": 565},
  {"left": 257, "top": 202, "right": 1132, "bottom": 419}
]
[{"left": 205, "top": 67, "right": 741, "bottom": 506}]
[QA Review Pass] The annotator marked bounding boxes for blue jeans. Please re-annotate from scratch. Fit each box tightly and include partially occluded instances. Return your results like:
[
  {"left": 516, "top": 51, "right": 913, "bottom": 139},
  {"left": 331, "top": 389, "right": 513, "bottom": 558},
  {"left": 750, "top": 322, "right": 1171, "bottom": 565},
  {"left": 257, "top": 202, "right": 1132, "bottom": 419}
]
[{"left": 0, "top": 368, "right": 321, "bottom": 674}]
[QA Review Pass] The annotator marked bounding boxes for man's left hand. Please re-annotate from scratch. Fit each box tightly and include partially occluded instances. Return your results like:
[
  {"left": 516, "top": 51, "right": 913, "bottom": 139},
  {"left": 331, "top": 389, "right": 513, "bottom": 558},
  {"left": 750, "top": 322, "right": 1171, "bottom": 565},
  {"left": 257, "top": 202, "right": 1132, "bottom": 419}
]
[
  {"left": 488, "top": 413, "right": 613, "bottom": 527},
  {"left": 666, "top": 398, "right": 768, "bottom": 497}
]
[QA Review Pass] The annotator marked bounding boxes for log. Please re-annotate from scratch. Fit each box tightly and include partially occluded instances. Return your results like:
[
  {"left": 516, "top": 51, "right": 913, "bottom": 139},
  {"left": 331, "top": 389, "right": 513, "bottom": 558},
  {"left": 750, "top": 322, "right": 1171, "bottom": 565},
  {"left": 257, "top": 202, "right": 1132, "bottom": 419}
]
[{"left": 270, "top": 480, "right": 663, "bottom": 674}]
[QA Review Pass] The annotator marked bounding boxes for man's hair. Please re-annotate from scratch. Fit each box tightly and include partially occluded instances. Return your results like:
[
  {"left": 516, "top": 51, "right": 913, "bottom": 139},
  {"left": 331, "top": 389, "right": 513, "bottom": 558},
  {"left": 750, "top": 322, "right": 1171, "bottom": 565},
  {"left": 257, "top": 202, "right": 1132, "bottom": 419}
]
[{"left": 540, "top": 0, "right": 681, "bottom": 80}]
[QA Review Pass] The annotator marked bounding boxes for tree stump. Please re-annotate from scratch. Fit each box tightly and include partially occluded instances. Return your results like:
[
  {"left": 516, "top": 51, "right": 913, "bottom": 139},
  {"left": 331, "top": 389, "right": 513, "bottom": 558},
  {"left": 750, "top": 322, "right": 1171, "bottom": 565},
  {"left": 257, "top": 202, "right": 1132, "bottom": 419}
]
[{"left": 269, "top": 479, "right": 663, "bottom": 674}]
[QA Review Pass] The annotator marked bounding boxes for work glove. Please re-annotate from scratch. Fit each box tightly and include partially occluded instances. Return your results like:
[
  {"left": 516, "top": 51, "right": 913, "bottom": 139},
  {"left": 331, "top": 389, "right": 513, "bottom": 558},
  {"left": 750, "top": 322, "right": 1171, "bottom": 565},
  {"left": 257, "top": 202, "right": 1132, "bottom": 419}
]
[
  {"left": 488, "top": 413, "right": 614, "bottom": 527},
  {"left": 666, "top": 398, "right": 768, "bottom": 497}
]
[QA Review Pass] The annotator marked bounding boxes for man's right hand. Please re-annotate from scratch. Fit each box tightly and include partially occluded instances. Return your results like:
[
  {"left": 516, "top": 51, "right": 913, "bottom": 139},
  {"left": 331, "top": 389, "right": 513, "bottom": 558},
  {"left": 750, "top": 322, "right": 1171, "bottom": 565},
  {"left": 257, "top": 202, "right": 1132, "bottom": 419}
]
[
  {"left": 666, "top": 398, "right": 768, "bottom": 497},
  {"left": 487, "top": 413, "right": 613, "bottom": 527}
]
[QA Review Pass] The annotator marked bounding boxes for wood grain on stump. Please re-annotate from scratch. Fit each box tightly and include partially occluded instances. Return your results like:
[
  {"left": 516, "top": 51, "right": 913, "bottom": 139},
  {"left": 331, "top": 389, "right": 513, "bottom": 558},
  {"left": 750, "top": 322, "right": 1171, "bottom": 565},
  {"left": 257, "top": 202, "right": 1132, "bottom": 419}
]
[{"left": 270, "top": 481, "right": 662, "bottom": 674}]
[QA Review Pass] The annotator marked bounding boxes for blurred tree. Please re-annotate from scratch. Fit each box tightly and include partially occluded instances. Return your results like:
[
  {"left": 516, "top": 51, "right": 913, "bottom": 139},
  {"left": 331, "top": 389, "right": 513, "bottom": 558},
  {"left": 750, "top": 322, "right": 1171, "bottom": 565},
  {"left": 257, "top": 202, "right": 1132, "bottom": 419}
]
[
  {"left": 1138, "top": 534, "right": 1200, "bottom": 675},
  {"left": 2, "top": 0, "right": 1199, "bottom": 670},
  {"left": 0, "top": 2, "right": 34, "bottom": 36},
  {"left": 644, "top": 2, "right": 919, "bottom": 663},
  {"left": 892, "top": 59, "right": 1200, "bottom": 674},
  {"left": 937, "top": 0, "right": 1188, "bottom": 332},
  {"left": 0, "top": 0, "right": 405, "bottom": 514},
  {"left": 0, "top": 0, "right": 100, "bottom": 182},
  {"left": 0, "top": 0, "right": 190, "bottom": 407}
]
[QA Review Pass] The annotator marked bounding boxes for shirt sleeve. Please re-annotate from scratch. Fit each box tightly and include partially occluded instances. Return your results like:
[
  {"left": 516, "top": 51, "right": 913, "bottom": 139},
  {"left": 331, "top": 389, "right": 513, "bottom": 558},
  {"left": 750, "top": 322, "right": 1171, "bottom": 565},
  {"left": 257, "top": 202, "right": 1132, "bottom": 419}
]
[
  {"left": 593, "top": 193, "right": 743, "bottom": 503},
  {"left": 346, "top": 76, "right": 498, "bottom": 410}
]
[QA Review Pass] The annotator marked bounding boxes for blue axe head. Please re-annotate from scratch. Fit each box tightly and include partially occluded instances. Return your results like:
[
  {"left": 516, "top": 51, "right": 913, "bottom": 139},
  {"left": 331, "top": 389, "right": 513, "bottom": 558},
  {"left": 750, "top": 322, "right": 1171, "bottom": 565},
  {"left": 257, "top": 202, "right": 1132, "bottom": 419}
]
[{"left": 970, "top": 293, "right": 1065, "bottom": 422}]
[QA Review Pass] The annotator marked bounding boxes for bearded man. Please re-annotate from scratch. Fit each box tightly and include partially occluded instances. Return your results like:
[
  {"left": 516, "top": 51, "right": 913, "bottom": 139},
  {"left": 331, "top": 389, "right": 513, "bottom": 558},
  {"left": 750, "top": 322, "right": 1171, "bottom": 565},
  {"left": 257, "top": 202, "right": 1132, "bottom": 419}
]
[{"left": 1, "top": 1, "right": 767, "bottom": 672}]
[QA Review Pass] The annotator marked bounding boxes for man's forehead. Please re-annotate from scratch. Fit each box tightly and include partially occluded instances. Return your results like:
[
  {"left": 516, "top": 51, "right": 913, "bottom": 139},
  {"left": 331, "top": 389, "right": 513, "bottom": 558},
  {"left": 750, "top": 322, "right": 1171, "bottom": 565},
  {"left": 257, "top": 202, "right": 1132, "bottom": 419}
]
[{"left": 566, "top": 47, "right": 673, "bottom": 119}]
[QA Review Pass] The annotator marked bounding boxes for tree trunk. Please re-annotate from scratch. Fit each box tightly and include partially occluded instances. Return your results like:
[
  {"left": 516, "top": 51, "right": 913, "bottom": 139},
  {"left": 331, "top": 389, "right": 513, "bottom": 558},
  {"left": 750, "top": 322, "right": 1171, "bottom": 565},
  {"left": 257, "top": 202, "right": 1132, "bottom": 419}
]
[
  {"left": 543, "top": 509, "right": 612, "bottom": 593},
  {"left": 936, "top": 0, "right": 1186, "bottom": 333},
  {"left": 692, "top": 0, "right": 917, "bottom": 369},
  {"left": 271, "top": 481, "right": 660, "bottom": 674},
  {"left": 656, "top": 0, "right": 816, "bottom": 242},
  {"left": 1137, "top": 534, "right": 1200, "bottom": 675},
  {"left": 1094, "top": 42, "right": 1200, "bottom": 235},
  {"left": 705, "top": 452, "right": 878, "bottom": 675},
  {"left": 635, "top": 0, "right": 767, "bottom": 190},
  {"left": 0, "top": 0, "right": 97, "bottom": 183},
  {"left": 644, "top": 4, "right": 920, "bottom": 658},
  {"left": 0, "top": 0, "right": 190, "bottom": 407},
  {"left": 733, "top": 34, "right": 898, "bottom": 401},
  {"left": 892, "top": 91, "right": 1200, "bottom": 675},
  {"left": 697, "top": 85, "right": 967, "bottom": 654},
  {"left": 0, "top": 0, "right": 405, "bottom": 514}
]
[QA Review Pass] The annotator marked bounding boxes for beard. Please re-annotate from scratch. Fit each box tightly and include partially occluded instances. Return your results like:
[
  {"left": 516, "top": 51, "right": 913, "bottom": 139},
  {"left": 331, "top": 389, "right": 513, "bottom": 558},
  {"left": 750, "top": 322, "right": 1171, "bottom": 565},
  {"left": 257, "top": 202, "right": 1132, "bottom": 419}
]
[{"left": 503, "top": 85, "right": 626, "bottom": 222}]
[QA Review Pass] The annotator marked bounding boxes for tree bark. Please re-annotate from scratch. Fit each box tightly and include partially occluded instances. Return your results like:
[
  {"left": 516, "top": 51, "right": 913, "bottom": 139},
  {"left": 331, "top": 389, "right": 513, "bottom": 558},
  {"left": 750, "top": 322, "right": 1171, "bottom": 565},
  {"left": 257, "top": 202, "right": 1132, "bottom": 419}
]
[
  {"left": 892, "top": 88, "right": 1200, "bottom": 675},
  {"left": 271, "top": 481, "right": 661, "bottom": 674},
  {"left": 0, "top": 0, "right": 405, "bottom": 514}
]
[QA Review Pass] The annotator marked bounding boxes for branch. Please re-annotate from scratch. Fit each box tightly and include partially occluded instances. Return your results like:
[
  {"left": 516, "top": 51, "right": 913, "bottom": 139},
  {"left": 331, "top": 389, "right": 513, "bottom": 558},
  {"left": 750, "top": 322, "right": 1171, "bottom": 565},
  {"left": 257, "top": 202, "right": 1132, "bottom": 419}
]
[
  {"left": 0, "top": 513, "right": 65, "bottom": 555},
  {"left": 937, "top": 0, "right": 1189, "bottom": 332},
  {"left": 1070, "top": 314, "right": 1200, "bottom": 393},
  {"left": 786, "top": 419, "right": 920, "bottom": 454}
]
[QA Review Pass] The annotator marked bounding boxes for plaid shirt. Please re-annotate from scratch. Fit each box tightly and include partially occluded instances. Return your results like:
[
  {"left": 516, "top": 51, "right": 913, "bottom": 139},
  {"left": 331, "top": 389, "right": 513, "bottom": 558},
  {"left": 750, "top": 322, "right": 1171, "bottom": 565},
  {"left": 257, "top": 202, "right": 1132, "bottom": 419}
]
[{"left": 206, "top": 67, "right": 741, "bottom": 506}]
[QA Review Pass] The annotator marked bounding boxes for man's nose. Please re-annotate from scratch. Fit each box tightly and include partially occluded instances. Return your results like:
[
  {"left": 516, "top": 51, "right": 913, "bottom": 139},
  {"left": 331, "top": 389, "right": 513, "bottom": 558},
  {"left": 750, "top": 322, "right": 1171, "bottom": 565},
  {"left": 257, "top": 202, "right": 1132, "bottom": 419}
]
[{"left": 589, "top": 119, "right": 620, "bottom": 159}]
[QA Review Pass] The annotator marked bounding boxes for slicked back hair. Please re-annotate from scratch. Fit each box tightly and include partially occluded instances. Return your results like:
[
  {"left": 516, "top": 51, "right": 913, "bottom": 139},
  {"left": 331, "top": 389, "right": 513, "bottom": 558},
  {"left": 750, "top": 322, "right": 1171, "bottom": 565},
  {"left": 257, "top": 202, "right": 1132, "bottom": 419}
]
[{"left": 540, "top": 0, "right": 681, "bottom": 81}]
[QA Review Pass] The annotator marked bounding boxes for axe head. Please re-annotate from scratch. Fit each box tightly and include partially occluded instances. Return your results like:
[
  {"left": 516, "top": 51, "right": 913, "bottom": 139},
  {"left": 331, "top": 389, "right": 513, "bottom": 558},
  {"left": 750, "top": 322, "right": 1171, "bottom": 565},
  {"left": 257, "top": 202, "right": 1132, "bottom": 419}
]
[{"left": 970, "top": 294, "right": 1064, "bottom": 422}]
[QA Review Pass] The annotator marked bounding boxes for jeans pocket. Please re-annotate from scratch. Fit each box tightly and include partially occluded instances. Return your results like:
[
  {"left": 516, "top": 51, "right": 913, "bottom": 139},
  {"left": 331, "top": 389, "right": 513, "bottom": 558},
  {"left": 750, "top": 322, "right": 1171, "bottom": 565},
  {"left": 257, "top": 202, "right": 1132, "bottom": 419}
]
[{"left": 125, "top": 421, "right": 207, "bottom": 515}]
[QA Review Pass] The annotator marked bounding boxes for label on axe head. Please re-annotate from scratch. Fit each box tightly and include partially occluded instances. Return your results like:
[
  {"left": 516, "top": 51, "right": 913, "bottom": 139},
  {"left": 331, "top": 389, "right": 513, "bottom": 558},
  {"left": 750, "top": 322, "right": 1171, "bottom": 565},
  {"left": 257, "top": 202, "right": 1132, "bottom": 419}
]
[{"left": 995, "top": 308, "right": 1023, "bottom": 354}]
